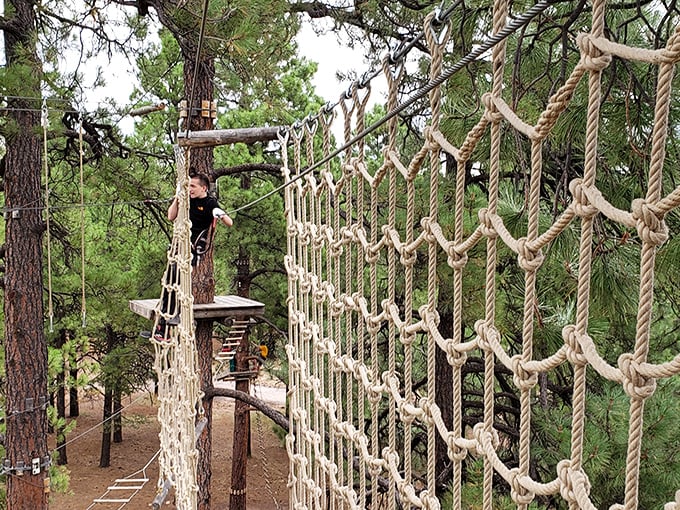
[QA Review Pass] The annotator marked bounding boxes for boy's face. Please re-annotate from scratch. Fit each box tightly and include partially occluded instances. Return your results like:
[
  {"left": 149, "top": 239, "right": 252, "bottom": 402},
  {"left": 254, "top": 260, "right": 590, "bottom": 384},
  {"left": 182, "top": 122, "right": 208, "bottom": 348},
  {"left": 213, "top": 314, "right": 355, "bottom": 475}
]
[{"left": 189, "top": 178, "right": 208, "bottom": 198}]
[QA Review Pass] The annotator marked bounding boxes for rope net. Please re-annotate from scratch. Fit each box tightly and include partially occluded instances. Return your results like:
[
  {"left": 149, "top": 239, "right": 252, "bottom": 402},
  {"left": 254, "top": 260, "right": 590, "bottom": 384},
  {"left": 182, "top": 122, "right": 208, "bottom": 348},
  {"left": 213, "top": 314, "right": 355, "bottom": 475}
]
[
  {"left": 151, "top": 146, "right": 202, "bottom": 509},
  {"left": 283, "top": 0, "right": 680, "bottom": 509}
]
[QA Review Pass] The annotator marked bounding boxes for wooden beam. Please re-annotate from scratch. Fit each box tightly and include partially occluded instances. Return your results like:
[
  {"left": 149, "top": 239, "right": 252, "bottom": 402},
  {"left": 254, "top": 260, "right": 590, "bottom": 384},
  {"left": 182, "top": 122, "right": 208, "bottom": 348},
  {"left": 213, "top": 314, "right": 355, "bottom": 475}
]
[
  {"left": 177, "top": 126, "right": 284, "bottom": 148},
  {"left": 128, "top": 295, "right": 265, "bottom": 321}
]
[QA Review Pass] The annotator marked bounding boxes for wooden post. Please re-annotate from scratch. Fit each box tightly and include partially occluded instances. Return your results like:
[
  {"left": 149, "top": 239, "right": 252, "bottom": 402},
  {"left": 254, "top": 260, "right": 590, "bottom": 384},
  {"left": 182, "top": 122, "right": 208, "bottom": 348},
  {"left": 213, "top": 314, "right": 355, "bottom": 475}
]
[{"left": 229, "top": 252, "right": 252, "bottom": 510}]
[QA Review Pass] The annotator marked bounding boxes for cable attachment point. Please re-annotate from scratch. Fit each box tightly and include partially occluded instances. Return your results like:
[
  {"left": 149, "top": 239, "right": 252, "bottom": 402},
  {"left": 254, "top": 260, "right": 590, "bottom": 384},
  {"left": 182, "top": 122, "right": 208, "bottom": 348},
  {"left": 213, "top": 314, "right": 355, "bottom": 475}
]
[
  {"left": 41, "top": 98, "right": 49, "bottom": 129},
  {"left": 428, "top": 10, "right": 451, "bottom": 45},
  {"left": 304, "top": 114, "right": 318, "bottom": 135},
  {"left": 388, "top": 39, "right": 410, "bottom": 66},
  {"left": 276, "top": 126, "right": 290, "bottom": 146},
  {"left": 358, "top": 71, "right": 372, "bottom": 89}
]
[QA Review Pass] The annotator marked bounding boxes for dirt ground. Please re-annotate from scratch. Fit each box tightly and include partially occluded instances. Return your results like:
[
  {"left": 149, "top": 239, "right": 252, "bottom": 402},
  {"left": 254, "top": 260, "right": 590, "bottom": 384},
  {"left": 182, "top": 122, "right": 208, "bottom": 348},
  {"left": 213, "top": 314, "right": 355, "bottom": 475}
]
[{"left": 49, "top": 376, "right": 289, "bottom": 510}]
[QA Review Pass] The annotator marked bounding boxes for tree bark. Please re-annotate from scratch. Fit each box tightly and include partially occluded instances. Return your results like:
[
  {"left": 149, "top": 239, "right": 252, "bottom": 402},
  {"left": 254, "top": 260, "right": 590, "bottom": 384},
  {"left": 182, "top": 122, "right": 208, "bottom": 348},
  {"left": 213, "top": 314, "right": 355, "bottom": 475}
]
[
  {"left": 113, "top": 390, "right": 123, "bottom": 443},
  {"left": 56, "top": 333, "right": 68, "bottom": 465},
  {"left": 2, "top": 2, "right": 50, "bottom": 506},
  {"left": 70, "top": 365, "right": 80, "bottom": 417},
  {"left": 230, "top": 187, "right": 253, "bottom": 510},
  {"left": 99, "top": 387, "right": 113, "bottom": 468}
]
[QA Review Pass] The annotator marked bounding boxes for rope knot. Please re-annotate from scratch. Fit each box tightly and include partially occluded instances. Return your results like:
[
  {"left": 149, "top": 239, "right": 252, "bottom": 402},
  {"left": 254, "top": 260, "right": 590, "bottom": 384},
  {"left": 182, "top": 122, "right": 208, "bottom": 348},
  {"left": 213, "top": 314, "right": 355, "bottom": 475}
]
[
  {"left": 509, "top": 468, "right": 535, "bottom": 506},
  {"left": 631, "top": 198, "right": 668, "bottom": 246},
  {"left": 516, "top": 237, "right": 544, "bottom": 272},
  {"left": 472, "top": 422, "right": 500, "bottom": 451},
  {"left": 576, "top": 33, "right": 612, "bottom": 71},
  {"left": 423, "top": 127, "right": 441, "bottom": 153},
  {"left": 313, "top": 287, "right": 326, "bottom": 305},
  {"left": 446, "top": 432, "right": 468, "bottom": 461},
  {"left": 400, "top": 247, "right": 418, "bottom": 267},
  {"left": 562, "top": 325, "right": 588, "bottom": 366},
  {"left": 399, "top": 326, "right": 417, "bottom": 346},
  {"left": 299, "top": 272, "right": 312, "bottom": 294},
  {"left": 342, "top": 162, "right": 355, "bottom": 179},
  {"left": 569, "top": 178, "right": 599, "bottom": 218},
  {"left": 419, "top": 304, "right": 439, "bottom": 332},
  {"left": 511, "top": 355, "right": 538, "bottom": 391},
  {"left": 557, "top": 459, "right": 592, "bottom": 505},
  {"left": 397, "top": 399, "right": 417, "bottom": 425},
  {"left": 618, "top": 353, "right": 657, "bottom": 400},
  {"left": 421, "top": 216, "right": 437, "bottom": 243},
  {"left": 474, "top": 320, "right": 491, "bottom": 352},
  {"left": 478, "top": 208, "right": 498, "bottom": 239},
  {"left": 419, "top": 489, "right": 440, "bottom": 510},
  {"left": 365, "top": 244, "right": 381, "bottom": 264},
  {"left": 446, "top": 343, "right": 467, "bottom": 369},
  {"left": 481, "top": 93, "right": 503, "bottom": 123},
  {"left": 418, "top": 397, "right": 435, "bottom": 425},
  {"left": 311, "top": 224, "right": 325, "bottom": 250},
  {"left": 446, "top": 243, "right": 468, "bottom": 270}
]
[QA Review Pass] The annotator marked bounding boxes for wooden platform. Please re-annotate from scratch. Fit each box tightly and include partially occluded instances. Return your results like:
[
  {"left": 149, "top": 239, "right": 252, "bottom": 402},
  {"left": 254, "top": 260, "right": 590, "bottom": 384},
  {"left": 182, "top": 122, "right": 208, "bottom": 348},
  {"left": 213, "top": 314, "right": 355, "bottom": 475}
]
[{"left": 129, "top": 295, "right": 265, "bottom": 321}]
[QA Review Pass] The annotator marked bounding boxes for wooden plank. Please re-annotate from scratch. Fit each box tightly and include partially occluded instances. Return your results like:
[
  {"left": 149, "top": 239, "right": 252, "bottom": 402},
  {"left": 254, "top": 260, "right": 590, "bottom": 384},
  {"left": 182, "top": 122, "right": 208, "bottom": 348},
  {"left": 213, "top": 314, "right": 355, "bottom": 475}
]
[
  {"left": 129, "top": 295, "right": 265, "bottom": 321},
  {"left": 177, "top": 126, "right": 283, "bottom": 148}
]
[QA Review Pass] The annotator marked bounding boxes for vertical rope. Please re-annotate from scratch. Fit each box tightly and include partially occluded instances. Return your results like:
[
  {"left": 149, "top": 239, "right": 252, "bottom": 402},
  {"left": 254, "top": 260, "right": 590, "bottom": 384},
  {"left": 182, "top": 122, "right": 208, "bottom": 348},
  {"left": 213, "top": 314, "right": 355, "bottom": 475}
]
[
  {"left": 79, "top": 116, "right": 87, "bottom": 327},
  {"left": 153, "top": 146, "right": 201, "bottom": 510},
  {"left": 483, "top": 0, "right": 508, "bottom": 506},
  {"left": 41, "top": 100, "right": 54, "bottom": 333},
  {"left": 383, "top": 54, "right": 402, "bottom": 510},
  {"left": 567, "top": 5, "right": 607, "bottom": 510},
  {"left": 424, "top": 12, "right": 449, "bottom": 504}
]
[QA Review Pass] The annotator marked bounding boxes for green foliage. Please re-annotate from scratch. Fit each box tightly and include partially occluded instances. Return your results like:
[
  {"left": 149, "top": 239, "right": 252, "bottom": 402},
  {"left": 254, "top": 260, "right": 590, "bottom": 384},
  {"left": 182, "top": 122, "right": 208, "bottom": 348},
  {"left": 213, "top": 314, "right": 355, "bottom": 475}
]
[
  {"left": 443, "top": 458, "right": 542, "bottom": 509},
  {"left": 533, "top": 380, "right": 680, "bottom": 508}
]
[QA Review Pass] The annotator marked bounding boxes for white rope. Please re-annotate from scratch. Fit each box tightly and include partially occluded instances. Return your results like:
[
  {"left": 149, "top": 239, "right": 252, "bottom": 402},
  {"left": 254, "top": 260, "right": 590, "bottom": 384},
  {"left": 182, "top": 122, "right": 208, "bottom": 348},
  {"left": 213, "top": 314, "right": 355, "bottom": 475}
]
[
  {"left": 151, "top": 146, "right": 202, "bottom": 510},
  {"left": 42, "top": 99, "right": 54, "bottom": 332}
]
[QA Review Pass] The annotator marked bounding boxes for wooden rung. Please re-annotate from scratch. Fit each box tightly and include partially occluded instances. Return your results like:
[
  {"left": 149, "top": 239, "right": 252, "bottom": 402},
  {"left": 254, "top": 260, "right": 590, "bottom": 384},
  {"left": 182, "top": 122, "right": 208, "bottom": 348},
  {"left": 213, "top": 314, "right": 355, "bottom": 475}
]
[
  {"left": 113, "top": 478, "right": 148, "bottom": 483},
  {"left": 107, "top": 485, "right": 145, "bottom": 490},
  {"left": 93, "top": 498, "right": 132, "bottom": 503},
  {"left": 216, "top": 370, "right": 258, "bottom": 381}
]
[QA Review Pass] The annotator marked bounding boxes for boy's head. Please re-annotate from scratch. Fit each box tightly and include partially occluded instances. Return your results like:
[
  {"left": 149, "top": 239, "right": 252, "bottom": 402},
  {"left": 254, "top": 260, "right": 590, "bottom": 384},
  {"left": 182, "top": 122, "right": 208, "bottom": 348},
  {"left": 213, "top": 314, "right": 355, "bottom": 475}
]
[{"left": 189, "top": 174, "right": 210, "bottom": 198}]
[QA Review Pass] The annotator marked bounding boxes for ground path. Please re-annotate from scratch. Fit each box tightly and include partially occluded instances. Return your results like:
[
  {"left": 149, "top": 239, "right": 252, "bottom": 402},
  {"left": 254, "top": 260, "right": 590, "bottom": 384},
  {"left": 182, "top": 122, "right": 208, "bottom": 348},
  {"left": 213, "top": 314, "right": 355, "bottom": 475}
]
[{"left": 49, "top": 375, "right": 289, "bottom": 510}]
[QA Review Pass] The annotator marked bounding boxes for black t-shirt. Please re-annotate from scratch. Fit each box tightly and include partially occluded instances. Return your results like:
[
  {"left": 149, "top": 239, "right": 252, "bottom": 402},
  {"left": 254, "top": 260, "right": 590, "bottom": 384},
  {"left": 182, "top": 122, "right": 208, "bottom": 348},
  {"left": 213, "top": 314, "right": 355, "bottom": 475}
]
[{"left": 189, "top": 195, "right": 220, "bottom": 243}]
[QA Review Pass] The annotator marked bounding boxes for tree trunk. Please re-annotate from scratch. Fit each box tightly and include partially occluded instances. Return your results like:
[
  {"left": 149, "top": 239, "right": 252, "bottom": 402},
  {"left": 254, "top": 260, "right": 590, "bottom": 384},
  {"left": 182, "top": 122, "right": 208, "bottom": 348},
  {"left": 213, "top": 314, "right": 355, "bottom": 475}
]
[
  {"left": 54, "top": 330, "right": 68, "bottom": 464},
  {"left": 56, "top": 380, "right": 68, "bottom": 465},
  {"left": 113, "top": 390, "right": 123, "bottom": 443},
  {"left": 434, "top": 344, "right": 453, "bottom": 491},
  {"left": 70, "top": 365, "right": 80, "bottom": 417},
  {"left": 99, "top": 325, "right": 117, "bottom": 467},
  {"left": 183, "top": 49, "right": 217, "bottom": 510},
  {"left": 230, "top": 247, "right": 252, "bottom": 510},
  {"left": 2, "top": 2, "right": 50, "bottom": 506},
  {"left": 99, "top": 387, "right": 113, "bottom": 468},
  {"left": 56, "top": 344, "right": 68, "bottom": 465}
]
